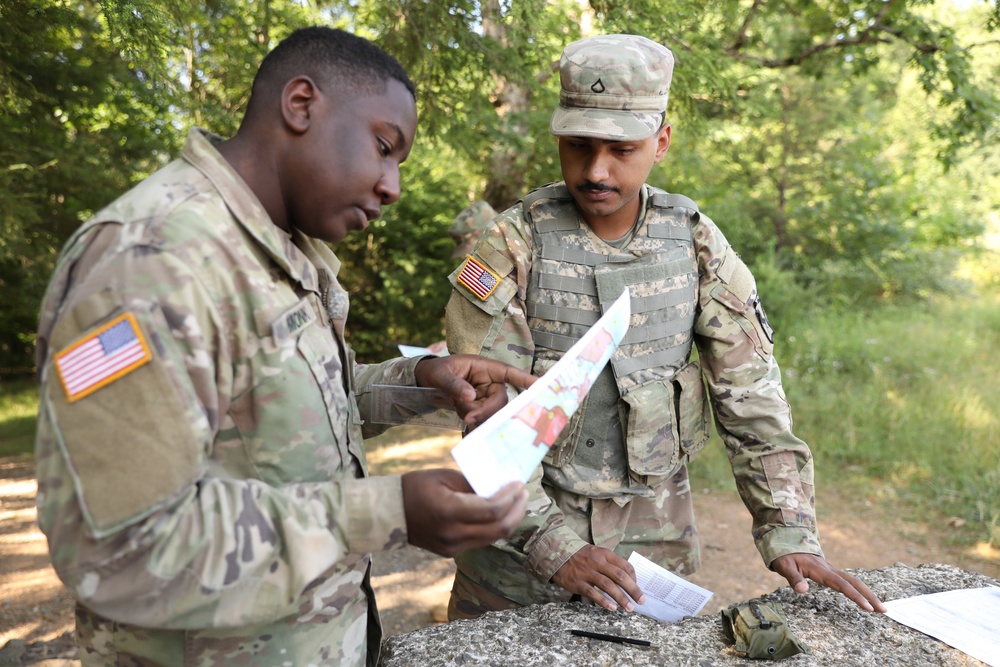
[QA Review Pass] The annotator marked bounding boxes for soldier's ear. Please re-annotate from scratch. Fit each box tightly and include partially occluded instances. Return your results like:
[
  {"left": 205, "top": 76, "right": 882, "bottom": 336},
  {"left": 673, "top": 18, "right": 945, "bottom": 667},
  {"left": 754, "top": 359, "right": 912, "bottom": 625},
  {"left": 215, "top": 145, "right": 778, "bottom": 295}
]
[
  {"left": 280, "top": 76, "right": 320, "bottom": 136},
  {"left": 653, "top": 124, "right": 671, "bottom": 162}
]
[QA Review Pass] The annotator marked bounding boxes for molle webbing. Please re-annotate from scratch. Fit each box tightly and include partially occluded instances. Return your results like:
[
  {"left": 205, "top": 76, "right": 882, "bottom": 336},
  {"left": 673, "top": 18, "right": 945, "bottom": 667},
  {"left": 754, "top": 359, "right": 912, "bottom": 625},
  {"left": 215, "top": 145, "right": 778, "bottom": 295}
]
[
  {"left": 531, "top": 329, "right": 587, "bottom": 354},
  {"left": 650, "top": 191, "right": 699, "bottom": 212},
  {"left": 523, "top": 184, "right": 700, "bottom": 391},
  {"left": 628, "top": 279, "right": 696, "bottom": 315},
  {"left": 646, "top": 192, "right": 698, "bottom": 241},
  {"left": 538, "top": 244, "right": 634, "bottom": 267},
  {"left": 647, "top": 221, "right": 694, "bottom": 241},
  {"left": 594, "top": 257, "right": 693, "bottom": 305},
  {"left": 533, "top": 310, "right": 695, "bottom": 358},
  {"left": 536, "top": 273, "right": 598, "bottom": 297},
  {"left": 613, "top": 336, "right": 693, "bottom": 376},
  {"left": 530, "top": 260, "right": 696, "bottom": 354},
  {"left": 522, "top": 184, "right": 573, "bottom": 215},
  {"left": 527, "top": 303, "right": 600, "bottom": 328},
  {"left": 620, "top": 308, "right": 694, "bottom": 346}
]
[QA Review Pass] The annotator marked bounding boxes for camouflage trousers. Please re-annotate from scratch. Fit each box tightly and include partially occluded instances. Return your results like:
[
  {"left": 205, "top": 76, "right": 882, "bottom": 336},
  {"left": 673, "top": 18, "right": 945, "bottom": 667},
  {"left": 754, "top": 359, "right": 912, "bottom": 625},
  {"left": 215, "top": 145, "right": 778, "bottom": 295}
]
[
  {"left": 73, "top": 562, "right": 381, "bottom": 667},
  {"left": 449, "top": 466, "right": 700, "bottom": 620}
]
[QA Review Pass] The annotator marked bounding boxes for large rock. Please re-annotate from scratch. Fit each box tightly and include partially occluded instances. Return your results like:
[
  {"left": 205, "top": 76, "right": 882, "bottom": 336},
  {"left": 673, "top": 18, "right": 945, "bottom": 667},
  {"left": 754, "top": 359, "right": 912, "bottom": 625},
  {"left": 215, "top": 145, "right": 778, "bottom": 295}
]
[{"left": 379, "top": 563, "right": 997, "bottom": 666}]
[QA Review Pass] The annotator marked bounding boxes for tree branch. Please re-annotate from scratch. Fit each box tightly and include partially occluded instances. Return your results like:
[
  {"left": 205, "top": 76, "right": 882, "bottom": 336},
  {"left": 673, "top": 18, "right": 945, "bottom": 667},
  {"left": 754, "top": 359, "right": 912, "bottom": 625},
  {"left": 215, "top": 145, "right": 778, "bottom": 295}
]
[
  {"left": 728, "top": 0, "right": 765, "bottom": 53},
  {"left": 724, "top": 0, "right": 944, "bottom": 68}
]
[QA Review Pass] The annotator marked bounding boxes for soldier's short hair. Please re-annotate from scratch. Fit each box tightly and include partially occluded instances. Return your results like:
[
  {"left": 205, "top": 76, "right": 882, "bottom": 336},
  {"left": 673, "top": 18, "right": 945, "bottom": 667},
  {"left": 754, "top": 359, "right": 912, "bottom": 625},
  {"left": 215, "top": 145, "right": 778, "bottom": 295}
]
[{"left": 251, "top": 27, "right": 416, "bottom": 103}]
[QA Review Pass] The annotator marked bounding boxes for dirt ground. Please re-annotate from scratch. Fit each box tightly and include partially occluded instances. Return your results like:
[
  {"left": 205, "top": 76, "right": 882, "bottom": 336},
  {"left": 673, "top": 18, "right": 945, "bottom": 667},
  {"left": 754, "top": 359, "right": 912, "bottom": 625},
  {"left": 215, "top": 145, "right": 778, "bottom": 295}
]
[{"left": 2, "top": 429, "right": 998, "bottom": 665}]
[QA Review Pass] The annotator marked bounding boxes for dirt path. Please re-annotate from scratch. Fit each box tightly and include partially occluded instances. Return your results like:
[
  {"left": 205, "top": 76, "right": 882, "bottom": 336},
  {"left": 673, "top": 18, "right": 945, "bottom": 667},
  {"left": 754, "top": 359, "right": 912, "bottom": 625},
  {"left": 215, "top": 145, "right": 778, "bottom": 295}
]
[{"left": 2, "top": 429, "right": 997, "bottom": 665}]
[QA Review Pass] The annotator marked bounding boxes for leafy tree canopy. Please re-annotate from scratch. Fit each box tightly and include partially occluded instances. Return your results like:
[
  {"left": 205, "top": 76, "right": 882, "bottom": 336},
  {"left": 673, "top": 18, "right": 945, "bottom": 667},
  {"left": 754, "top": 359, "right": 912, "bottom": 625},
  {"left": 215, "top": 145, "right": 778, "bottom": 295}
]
[{"left": 1, "top": 0, "right": 997, "bottom": 369}]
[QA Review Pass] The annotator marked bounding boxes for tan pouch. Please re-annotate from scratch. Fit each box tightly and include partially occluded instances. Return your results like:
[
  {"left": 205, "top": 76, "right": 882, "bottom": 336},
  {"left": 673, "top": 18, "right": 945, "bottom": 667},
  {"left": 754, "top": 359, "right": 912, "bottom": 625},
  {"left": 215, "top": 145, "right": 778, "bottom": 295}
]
[
  {"left": 673, "top": 361, "right": 711, "bottom": 458},
  {"left": 622, "top": 380, "right": 679, "bottom": 477}
]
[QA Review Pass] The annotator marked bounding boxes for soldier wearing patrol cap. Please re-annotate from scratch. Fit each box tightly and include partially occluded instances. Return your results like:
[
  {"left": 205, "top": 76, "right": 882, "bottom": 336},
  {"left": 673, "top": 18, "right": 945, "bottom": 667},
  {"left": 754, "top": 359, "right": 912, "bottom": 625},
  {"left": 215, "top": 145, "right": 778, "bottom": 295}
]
[
  {"left": 445, "top": 33, "right": 886, "bottom": 619},
  {"left": 33, "top": 26, "right": 535, "bottom": 667}
]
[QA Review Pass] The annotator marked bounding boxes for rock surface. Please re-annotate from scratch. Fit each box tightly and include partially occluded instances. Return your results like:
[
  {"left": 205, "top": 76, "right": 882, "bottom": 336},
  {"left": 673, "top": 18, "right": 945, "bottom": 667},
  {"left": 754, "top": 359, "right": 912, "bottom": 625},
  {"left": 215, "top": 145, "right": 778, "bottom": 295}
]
[{"left": 378, "top": 563, "right": 997, "bottom": 666}]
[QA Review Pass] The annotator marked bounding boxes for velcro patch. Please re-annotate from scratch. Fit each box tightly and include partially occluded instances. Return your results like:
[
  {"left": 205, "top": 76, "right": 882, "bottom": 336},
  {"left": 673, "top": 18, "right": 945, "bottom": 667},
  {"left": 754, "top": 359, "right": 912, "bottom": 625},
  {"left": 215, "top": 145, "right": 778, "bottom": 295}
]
[
  {"left": 456, "top": 254, "right": 501, "bottom": 301},
  {"left": 55, "top": 312, "right": 152, "bottom": 402},
  {"left": 752, "top": 291, "right": 775, "bottom": 343}
]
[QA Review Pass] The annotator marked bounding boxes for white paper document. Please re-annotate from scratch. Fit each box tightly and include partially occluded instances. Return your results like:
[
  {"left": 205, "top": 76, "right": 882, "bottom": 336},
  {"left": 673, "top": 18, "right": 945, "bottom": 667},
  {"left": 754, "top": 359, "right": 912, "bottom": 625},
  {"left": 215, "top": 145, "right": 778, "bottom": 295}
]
[
  {"left": 628, "top": 552, "right": 714, "bottom": 622},
  {"left": 397, "top": 344, "right": 448, "bottom": 357},
  {"left": 884, "top": 586, "right": 1000, "bottom": 667},
  {"left": 452, "top": 290, "right": 631, "bottom": 497}
]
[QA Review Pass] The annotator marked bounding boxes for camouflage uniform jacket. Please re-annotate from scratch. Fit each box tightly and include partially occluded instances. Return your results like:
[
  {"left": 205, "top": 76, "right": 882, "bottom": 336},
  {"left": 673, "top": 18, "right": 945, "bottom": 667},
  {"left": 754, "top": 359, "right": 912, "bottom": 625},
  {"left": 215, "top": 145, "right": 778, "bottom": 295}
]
[
  {"left": 34, "top": 129, "right": 422, "bottom": 666},
  {"left": 446, "top": 182, "right": 822, "bottom": 598}
]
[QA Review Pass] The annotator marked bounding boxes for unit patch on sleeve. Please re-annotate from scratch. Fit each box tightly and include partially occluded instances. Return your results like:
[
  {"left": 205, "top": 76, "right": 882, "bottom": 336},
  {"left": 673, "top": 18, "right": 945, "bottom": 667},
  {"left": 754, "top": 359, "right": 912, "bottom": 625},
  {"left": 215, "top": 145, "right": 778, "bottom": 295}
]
[
  {"left": 54, "top": 312, "right": 152, "bottom": 402},
  {"left": 456, "top": 254, "right": 501, "bottom": 301},
  {"left": 751, "top": 291, "right": 775, "bottom": 343}
]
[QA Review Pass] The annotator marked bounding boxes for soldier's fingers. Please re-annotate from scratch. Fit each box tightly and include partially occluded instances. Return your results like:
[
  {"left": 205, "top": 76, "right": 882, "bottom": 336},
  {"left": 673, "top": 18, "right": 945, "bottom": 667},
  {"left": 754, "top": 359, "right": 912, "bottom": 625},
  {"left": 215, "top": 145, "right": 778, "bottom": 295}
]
[
  {"left": 780, "top": 554, "right": 885, "bottom": 613},
  {"left": 414, "top": 356, "right": 477, "bottom": 403},
  {"left": 771, "top": 554, "right": 810, "bottom": 594},
  {"left": 440, "top": 356, "right": 535, "bottom": 394},
  {"left": 603, "top": 564, "right": 645, "bottom": 606},
  {"left": 584, "top": 572, "right": 638, "bottom": 612},
  {"left": 584, "top": 580, "right": 622, "bottom": 611},
  {"left": 486, "top": 480, "right": 526, "bottom": 500},
  {"left": 447, "top": 481, "right": 528, "bottom": 528},
  {"left": 402, "top": 471, "right": 526, "bottom": 556},
  {"left": 482, "top": 481, "right": 529, "bottom": 525},
  {"left": 840, "top": 570, "right": 886, "bottom": 612},
  {"left": 455, "top": 356, "right": 535, "bottom": 389},
  {"left": 808, "top": 566, "right": 882, "bottom": 613},
  {"left": 459, "top": 383, "right": 507, "bottom": 426},
  {"left": 421, "top": 497, "right": 527, "bottom": 556},
  {"left": 498, "top": 363, "right": 536, "bottom": 391}
]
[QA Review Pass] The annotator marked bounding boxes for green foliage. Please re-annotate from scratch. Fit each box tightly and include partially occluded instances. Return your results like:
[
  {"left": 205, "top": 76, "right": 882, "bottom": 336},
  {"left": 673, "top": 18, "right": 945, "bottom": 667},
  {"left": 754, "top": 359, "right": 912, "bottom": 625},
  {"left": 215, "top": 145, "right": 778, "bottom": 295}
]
[
  {"left": 689, "top": 293, "right": 1000, "bottom": 549},
  {"left": 0, "top": 0, "right": 175, "bottom": 372},
  {"left": 780, "top": 294, "right": 1000, "bottom": 548},
  {"left": 100, "top": 0, "right": 325, "bottom": 135},
  {"left": 0, "top": 379, "right": 37, "bottom": 458},
  {"left": 360, "top": 0, "right": 571, "bottom": 208},
  {"left": 2, "top": 0, "right": 998, "bottom": 376}
]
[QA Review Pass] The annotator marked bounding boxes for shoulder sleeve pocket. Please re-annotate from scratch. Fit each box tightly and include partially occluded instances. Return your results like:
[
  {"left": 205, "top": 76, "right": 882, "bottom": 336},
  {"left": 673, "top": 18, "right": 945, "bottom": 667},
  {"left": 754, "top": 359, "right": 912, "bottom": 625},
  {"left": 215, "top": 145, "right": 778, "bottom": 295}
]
[
  {"left": 709, "top": 247, "right": 774, "bottom": 359},
  {"left": 448, "top": 252, "right": 517, "bottom": 317},
  {"left": 46, "top": 299, "right": 205, "bottom": 539}
]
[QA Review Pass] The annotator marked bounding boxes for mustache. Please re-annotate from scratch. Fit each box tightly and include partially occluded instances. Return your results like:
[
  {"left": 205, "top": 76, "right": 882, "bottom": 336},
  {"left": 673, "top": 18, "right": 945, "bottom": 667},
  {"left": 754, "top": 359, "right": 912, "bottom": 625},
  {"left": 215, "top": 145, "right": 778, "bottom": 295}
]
[{"left": 577, "top": 181, "right": 619, "bottom": 193}]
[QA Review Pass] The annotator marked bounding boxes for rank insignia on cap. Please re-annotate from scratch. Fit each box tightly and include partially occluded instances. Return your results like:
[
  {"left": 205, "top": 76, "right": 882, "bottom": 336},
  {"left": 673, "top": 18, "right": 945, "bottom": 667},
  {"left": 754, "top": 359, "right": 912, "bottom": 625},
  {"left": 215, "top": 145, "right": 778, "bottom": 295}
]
[
  {"left": 456, "top": 255, "right": 501, "bottom": 301},
  {"left": 55, "top": 312, "right": 152, "bottom": 402}
]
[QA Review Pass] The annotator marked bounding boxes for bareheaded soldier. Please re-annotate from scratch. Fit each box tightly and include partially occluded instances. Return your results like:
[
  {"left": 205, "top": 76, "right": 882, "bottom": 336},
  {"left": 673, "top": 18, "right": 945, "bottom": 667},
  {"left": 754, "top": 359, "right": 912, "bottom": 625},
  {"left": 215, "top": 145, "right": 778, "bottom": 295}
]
[{"left": 34, "top": 27, "right": 534, "bottom": 666}]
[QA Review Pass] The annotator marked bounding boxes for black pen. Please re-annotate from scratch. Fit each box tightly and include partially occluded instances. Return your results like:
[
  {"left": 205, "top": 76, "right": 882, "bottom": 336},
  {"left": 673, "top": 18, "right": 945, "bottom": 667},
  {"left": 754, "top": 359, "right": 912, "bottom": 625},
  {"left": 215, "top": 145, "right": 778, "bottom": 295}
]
[{"left": 570, "top": 629, "right": 654, "bottom": 647}]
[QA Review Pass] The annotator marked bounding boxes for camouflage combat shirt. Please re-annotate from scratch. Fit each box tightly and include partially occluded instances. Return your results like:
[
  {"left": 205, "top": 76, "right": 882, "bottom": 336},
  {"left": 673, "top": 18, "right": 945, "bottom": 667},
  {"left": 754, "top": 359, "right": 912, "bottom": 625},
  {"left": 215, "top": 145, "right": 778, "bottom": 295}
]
[
  {"left": 446, "top": 183, "right": 823, "bottom": 605},
  {"left": 34, "top": 129, "right": 421, "bottom": 666}
]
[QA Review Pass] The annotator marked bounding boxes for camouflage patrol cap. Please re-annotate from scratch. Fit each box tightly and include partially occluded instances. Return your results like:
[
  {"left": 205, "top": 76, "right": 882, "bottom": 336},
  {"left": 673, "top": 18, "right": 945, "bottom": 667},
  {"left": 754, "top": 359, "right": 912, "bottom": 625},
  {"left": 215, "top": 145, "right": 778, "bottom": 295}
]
[
  {"left": 550, "top": 34, "right": 673, "bottom": 141},
  {"left": 449, "top": 200, "right": 497, "bottom": 258}
]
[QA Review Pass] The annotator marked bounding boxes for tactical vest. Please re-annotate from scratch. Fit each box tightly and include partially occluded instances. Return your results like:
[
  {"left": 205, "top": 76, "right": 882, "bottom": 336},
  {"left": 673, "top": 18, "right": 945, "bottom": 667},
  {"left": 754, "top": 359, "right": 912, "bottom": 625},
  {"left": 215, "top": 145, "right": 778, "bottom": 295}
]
[{"left": 522, "top": 184, "right": 711, "bottom": 480}]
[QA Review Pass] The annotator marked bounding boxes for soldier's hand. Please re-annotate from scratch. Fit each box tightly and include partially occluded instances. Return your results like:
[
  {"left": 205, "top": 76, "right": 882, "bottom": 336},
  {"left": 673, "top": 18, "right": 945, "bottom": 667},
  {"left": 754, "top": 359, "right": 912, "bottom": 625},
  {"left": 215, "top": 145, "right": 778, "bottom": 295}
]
[
  {"left": 414, "top": 354, "right": 536, "bottom": 427},
  {"left": 771, "top": 553, "right": 886, "bottom": 613},
  {"left": 551, "top": 544, "right": 646, "bottom": 612},
  {"left": 401, "top": 469, "right": 528, "bottom": 557}
]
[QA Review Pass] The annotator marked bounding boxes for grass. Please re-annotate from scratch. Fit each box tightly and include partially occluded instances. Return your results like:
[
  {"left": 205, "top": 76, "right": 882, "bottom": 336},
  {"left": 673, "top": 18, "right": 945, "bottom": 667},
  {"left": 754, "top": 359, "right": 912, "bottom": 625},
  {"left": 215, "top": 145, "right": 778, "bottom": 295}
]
[
  {"left": 0, "top": 378, "right": 37, "bottom": 460},
  {"left": 690, "top": 291, "right": 1000, "bottom": 551}
]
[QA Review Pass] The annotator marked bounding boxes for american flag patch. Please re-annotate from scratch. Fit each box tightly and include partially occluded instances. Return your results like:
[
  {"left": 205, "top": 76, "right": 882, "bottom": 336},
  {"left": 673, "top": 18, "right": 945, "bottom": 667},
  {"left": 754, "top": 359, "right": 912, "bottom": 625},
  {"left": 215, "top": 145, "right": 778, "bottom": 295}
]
[
  {"left": 456, "top": 255, "right": 501, "bottom": 301},
  {"left": 55, "top": 313, "right": 152, "bottom": 402}
]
